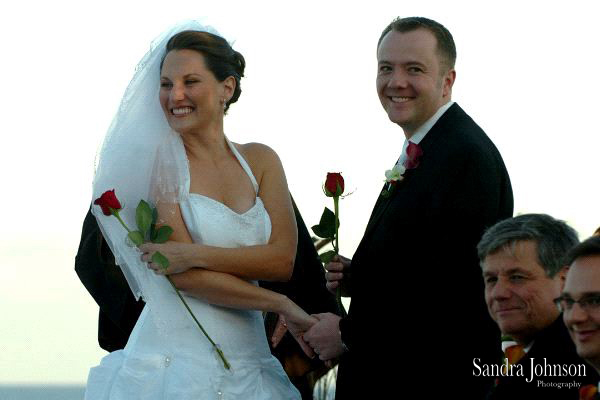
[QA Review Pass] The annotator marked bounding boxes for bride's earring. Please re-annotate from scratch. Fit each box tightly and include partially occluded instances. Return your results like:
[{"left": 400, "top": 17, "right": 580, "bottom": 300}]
[{"left": 221, "top": 98, "right": 227, "bottom": 110}]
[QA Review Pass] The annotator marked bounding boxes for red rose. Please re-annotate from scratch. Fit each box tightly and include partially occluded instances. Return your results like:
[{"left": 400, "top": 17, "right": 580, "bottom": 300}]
[
  {"left": 94, "top": 189, "right": 122, "bottom": 216},
  {"left": 324, "top": 172, "right": 344, "bottom": 197}
]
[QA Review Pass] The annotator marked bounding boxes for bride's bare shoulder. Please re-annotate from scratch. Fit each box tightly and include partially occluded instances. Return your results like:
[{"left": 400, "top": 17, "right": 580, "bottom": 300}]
[{"left": 234, "top": 142, "right": 283, "bottom": 170}]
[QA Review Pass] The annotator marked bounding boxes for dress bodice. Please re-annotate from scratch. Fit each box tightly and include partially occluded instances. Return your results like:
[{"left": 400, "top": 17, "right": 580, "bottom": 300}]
[{"left": 180, "top": 143, "right": 272, "bottom": 248}]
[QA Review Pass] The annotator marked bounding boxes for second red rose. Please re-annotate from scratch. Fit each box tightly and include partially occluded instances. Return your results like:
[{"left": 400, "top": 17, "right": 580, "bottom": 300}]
[{"left": 324, "top": 172, "right": 344, "bottom": 197}]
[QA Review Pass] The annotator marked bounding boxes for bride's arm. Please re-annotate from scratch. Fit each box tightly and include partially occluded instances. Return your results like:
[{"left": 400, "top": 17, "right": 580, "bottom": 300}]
[
  {"left": 145, "top": 184, "right": 295, "bottom": 310},
  {"left": 172, "top": 267, "right": 317, "bottom": 356},
  {"left": 141, "top": 144, "right": 298, "bottom": 282},
  {"left": 145, "top": 168, "right": 312, "bottom": 329}
]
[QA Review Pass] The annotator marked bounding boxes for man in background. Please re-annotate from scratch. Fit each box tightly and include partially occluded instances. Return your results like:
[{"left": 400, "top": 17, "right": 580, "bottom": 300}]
[
  {"left": 479, "top": 214, "right": 597, "bottom": 398},
  {"left": 560, "top": 236, "right": 600, "bottom": 397}
]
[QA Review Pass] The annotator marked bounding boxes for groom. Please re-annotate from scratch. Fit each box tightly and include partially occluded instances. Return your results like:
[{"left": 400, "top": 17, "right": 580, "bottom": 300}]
[{"left": 302, "top": 17, "right": 513, "bottom": 398}]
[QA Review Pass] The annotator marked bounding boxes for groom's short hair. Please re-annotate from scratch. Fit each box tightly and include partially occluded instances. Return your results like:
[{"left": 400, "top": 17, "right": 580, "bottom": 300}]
[{"left": 378, "top": 17, "right": 457, "bottom": 71}]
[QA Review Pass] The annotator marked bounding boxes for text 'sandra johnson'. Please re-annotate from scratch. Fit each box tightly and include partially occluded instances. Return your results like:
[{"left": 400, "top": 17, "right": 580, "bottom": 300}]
[{"left": 473, "top": 358, "right": 586, "bottom": 383}]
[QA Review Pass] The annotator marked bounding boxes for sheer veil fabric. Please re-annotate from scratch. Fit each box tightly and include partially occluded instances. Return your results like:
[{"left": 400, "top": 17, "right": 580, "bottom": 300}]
[{"left": 91, "top": 20, "right": 219, "bottom": 337}]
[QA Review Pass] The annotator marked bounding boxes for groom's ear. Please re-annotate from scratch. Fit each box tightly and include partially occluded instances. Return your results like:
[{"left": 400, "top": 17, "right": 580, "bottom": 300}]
[{"left": 442, "top": 69, "right": 456, "bottom": 99}]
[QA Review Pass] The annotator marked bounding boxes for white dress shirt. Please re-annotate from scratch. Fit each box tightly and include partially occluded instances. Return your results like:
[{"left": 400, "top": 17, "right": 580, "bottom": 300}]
[{"left": 396, "top": 101, "right": 455, "bottom": 167}]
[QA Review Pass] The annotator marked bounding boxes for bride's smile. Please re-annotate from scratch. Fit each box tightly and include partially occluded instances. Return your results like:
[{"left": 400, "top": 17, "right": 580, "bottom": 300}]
[{"left": 159, "top": 49, "right": 234, "bottom": 136}]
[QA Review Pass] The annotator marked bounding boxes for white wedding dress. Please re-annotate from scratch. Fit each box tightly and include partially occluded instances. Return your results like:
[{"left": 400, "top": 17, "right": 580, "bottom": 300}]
[{"left": 85, "top": 140, "right": 301, "bottom": 399}]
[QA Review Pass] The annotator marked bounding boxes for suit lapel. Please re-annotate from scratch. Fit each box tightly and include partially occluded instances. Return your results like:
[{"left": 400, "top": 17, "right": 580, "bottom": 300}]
[
  {"left": 362, "top": 103, "right": 461, "bottom": 237},
  {"left": 364, "top": 183, "right": 394, "bottom": 230}
]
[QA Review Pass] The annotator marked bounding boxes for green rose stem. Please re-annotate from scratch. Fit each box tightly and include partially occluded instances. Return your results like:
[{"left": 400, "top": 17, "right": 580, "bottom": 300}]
[
  {"left": 164, "top": 275, "right": 231, "bottom": 370},
  {"left": 107, "top": 206, "right": 231, "bottom": 370},
  {"left": 333, "top": 196, "right": 339, "bottom": 254},
  {"left": 332, "top": 195, "right": 347, "bottom": 318},
  {"left": 110, "top": 208, "right": 132, "bottom": 233}
]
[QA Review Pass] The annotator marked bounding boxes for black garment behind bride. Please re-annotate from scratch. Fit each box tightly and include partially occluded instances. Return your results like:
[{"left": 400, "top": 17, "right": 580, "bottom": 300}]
[{"left": 85, "top": 21, "right": 316, "bottom": 399}]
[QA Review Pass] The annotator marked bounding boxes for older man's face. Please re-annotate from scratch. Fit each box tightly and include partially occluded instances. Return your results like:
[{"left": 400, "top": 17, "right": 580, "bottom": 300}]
[
  {"left": 563, "top": 256, "right": 600, "bottom": 367},
  {"left": 483, "top": 240, "right": 566, "bottom": 343}
]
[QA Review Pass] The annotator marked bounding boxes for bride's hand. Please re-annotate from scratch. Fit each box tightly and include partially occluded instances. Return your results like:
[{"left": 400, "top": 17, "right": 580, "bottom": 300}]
[
  {"left": 140, "top": 242, "right": 194, "bottom": 275},
  {"left": 272, "top": 299, "right": 318, "bottom": 358}
]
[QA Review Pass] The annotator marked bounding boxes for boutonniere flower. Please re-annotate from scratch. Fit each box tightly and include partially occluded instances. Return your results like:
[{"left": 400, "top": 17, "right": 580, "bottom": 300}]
[{"left": 380, "top": 164, "right": 406, "bottom": 198}]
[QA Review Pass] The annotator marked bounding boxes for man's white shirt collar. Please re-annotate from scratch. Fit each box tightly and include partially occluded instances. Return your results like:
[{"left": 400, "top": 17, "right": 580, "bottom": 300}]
[
  {"left": 501, "top": 339, "right": 534, "bottom": 354},
  {"left": 397, "top": 101, "right": 454, "bottom": 166}
]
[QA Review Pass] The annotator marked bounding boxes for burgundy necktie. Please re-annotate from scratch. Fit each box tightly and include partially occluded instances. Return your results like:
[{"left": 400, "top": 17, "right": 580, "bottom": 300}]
[{"left": 403, "top": 141, "right": 423, "bottom": 169}]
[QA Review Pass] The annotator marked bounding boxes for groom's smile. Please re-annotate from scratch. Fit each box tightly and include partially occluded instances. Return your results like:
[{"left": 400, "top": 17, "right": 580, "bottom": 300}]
[{"left": 390, "top": 96, "right": 412, "bottom": 103}]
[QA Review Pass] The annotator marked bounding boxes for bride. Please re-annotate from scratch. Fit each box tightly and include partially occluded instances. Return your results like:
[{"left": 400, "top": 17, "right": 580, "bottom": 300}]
[{"left": 86, "top": 21, "right": 315, "bottom": 399}]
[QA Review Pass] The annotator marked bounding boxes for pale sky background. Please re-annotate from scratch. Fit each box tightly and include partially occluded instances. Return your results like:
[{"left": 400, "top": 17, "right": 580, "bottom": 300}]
[{"left": 1, "top": 0, "right": 598, "bottom": 385}]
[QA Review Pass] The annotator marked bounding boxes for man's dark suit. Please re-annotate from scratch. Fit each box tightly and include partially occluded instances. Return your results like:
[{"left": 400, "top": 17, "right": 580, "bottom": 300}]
[
  {"left": 487, "top": 317, "right": 598, "bottom": 399},
  {"left": 76, "top": 198, "right": 337, "bottom": 398},
  {"left": 336, "top": 103, "right": 513, "bottom": 398}
]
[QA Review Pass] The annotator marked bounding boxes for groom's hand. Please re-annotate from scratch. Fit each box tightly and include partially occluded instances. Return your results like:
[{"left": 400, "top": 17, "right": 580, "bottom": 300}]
[
  {"left": 303, "top": 313, "right": 345, "bottom": 361},
  {"left": 272, "top": 314, "right": 317, "bottom": 359},
  {"left": 325, "top": 254, "right": 350, "bottom": 295}
]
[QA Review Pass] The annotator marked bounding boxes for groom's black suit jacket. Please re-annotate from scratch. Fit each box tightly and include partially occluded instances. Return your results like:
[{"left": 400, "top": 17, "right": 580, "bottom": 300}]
[{"left": 336, "top": 103, "right": 513, "bottom": 399}]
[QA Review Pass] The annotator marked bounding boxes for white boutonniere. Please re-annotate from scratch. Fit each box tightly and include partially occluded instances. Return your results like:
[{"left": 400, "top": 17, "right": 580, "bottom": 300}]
[{"left": 380, "top": 164, "right": 406, "bottom": 198}]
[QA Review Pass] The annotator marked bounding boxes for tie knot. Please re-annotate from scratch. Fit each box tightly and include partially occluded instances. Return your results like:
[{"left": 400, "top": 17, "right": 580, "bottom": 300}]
[
  {"left": 504, "top": 344, "right": 526, "bottom": 365},
  {"left": 403, "top": 141, "right": 423, "bottom": 169}
]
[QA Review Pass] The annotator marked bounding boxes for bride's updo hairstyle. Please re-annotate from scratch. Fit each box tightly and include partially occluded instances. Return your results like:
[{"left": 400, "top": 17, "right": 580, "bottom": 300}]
[{"left": 161, "top": 30, "right": 246, "bottom": 114}]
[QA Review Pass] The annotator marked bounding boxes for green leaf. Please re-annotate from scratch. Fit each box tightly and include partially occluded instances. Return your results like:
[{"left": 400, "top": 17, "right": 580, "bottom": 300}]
[
  {"left": 153, "top": 225, "right": 174, "bottom": 244},
  {"left": 136, "top": 200, "right": 153, "bottom": 239},
  {"left": 319, "top": 250, "right": 337, "bottom": 265},
  {"left": 128, "top": 231, "right": 144, "bottom": 247},
  {"left": 312, "top": 207, "right": 336, "bottom": 239},
  {"left": 311, "top": 224, "right": 327, "bottom": 239},
  {"left": 152, "top": 251, "right": 170, "bottom": 269}
]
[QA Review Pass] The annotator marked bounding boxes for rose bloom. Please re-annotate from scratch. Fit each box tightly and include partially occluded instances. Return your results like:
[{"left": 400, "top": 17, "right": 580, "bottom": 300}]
[
  {"left": 94, "top": 189, "right": 122, "bottom": 216},
  {"left": 325, "top": 173, "right": 344, "bottom": 197}
]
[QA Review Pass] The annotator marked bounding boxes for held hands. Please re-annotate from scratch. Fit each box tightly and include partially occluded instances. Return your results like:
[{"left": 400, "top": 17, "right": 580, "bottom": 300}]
[
  {"left": 140, "top": 241, "right": 195, "bottom": 274},
  {"left": 303, "top": 313, "right": 345, "bottom": 363},
  {"left": 271, "top": 255, "right": 350, "bottom": 364},
  {"left": 272, "top": 310, "right": 346, "bottom": 365},
  {"left": 325, "top": 254, "right": 351, "bottom": 295},
  {"left": 272, "top": 299, "right": 319, "bottom": 359}
]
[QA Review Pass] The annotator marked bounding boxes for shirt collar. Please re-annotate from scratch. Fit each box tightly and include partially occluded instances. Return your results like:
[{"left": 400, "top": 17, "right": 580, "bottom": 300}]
[
  {"left": 408, "top": 100, "right": 454, "bottom": 145},
  {"left": 501, "top": 339, "right": 534, "bottom": 354},
  {"left": 397, "top": 101, "right": 454, "bottom": 165}
]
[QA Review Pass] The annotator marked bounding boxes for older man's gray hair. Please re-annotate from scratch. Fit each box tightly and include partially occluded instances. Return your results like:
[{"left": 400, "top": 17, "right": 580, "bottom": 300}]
[{"left": 477, "top": 213, "right": 578, "bottom": 277}]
